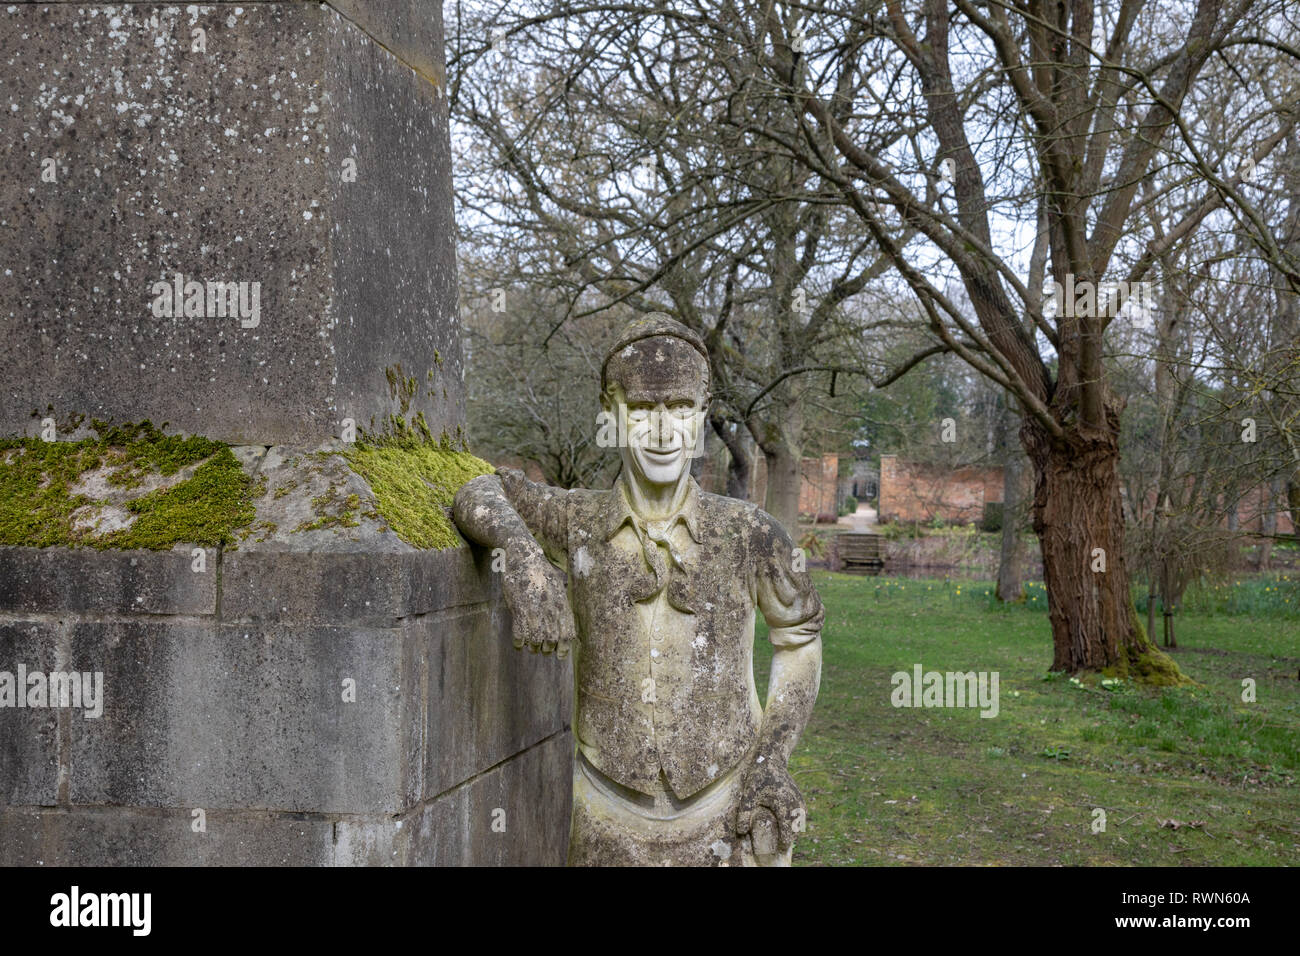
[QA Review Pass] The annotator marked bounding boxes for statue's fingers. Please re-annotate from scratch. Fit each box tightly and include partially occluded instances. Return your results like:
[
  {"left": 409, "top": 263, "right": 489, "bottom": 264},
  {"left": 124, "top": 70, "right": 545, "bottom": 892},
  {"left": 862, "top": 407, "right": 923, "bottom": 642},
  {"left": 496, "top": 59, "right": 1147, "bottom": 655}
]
[
  {"left": 750, "top": 809, "right": 780, "bottom": 857},
  {"left": 773, "top": 806, "right": 796, "bottom": 850},
  {"left": 734, "top": 798, "right": 753, "bottom": 836},
  {"left": 556, "top": 641, "right": 570, "bottom": 660},
  {"left": 542, "top": 639, "right": 557, "bottom": 654}
]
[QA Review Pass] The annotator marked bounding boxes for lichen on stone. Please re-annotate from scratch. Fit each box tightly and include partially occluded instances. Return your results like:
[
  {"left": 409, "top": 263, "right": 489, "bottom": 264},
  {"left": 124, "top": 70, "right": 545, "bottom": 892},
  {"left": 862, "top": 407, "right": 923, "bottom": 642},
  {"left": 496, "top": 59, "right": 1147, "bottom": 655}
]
[
  {"left": 292, "top": 485, "right": 363, "bottom": 533},
  {"left": 0, "top": 420, "right": 257, "bottom": 549}
]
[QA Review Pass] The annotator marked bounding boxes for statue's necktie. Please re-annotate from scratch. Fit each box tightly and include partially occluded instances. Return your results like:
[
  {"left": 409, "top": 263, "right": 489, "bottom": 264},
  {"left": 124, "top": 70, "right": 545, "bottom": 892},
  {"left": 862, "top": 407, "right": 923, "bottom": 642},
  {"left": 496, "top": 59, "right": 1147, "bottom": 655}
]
[{"left": 630, "top": 519, "right": 693, "bottom": 612}]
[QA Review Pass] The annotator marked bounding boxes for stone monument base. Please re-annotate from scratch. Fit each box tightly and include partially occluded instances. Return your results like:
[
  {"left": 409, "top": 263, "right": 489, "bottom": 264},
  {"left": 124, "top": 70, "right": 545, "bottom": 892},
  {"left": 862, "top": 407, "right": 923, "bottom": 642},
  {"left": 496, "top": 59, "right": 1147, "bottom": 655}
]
[{"left": 0, "top": 436, "right": 573, "bottom": 865}]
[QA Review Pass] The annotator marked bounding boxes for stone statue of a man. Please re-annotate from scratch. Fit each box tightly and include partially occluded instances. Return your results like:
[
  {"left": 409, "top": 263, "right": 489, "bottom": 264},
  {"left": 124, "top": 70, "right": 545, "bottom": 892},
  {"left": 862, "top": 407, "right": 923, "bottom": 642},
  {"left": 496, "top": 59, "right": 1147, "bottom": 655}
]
[{"left": 453, "top": 314, "right": 823, "bottom": 866}]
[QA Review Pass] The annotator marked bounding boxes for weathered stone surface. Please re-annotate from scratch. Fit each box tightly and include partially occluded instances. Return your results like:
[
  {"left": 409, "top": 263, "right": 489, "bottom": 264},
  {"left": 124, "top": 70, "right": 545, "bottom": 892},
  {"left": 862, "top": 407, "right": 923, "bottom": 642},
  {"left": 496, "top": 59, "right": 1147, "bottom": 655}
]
[
  {"left": 457, "top": 729, "right": 574, "bottom": 866},
  {"left": 34, "top": 2, "right": 447, "bottom": 87},
  {"left": 63, "top": 619, "right": 415, "bottom": 813},
  {"left": 399, "top": 730, "right": 574, "bottom": 866},
  {"left": 30, "top": 594, "right": 567, "bottom": 817},
  {"left": 0, "top": 806, "right": 335, "bottom": 866},
  {"left": 0, "top": 621, "right": 62, "bottom": 807},
  {"left": 0, "top": 2, "right": 461, "bottom": 446},
  {"left": 419, "top": 604, "right": 571, "bottom": 799},
  {"left": 327, "top": 0, "right": 448, "bottom": 87},
  {"left": 0, "top": 545, "right": 215, "bottom": 616},
  {"left": 0, "top": 731, "right": 572, "bottom": 866},
  {"left": 221, "top": 545, "right": 488, "bottom": 626}
]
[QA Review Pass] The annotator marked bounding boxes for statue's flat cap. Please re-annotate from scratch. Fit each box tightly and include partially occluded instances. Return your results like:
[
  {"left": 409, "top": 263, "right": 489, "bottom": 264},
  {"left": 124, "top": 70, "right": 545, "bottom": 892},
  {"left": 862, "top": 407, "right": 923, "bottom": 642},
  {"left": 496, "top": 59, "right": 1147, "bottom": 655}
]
[{"left": 601, "top": 313, "right": 709, "bottom": 392}]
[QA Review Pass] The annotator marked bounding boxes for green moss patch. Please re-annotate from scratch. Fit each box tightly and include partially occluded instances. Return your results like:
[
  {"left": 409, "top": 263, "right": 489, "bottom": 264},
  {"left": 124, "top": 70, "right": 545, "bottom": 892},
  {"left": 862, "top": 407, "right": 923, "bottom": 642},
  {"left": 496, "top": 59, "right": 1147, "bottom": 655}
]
[
  {"left": 344, "top": 435, "right": 493, "bottom": 550},
  {"left": 0, "top": 421, "right": 256, "bottom": 550}
]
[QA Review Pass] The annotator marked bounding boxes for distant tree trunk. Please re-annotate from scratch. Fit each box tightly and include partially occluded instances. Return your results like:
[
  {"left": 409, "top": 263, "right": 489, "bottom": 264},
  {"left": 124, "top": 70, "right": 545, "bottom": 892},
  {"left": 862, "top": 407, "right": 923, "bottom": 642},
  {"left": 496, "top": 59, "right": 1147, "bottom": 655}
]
[
  {"left": 763, "top": 441, "right": 802, "bottom": 533},
  {"left": 1160, "top": 555, "right": 1177, "bottom": 648},
  {"left": 754, "top": 391, "right": 803, "bottom": 532},
  {"left": 1147, "top": 504, "right": 1160, "bottom": 645},
  {"left": 709, "top": 415, "right": 752, "bottom": 501},
  {"left": 1289, "top": 474, "right": 1300, "bottom": 535},
  {"left": 1259, "top": 477, "right": 1283, "bottom": 569},
  {"left": 690, "top": 422, "right": 710, "bottom": 483},
  {"left": 1023, "top": 409, "right": 1171, "bottom": 677},
  {"left": 996, "top": 397, "right": 1026, "bottom": 602}
]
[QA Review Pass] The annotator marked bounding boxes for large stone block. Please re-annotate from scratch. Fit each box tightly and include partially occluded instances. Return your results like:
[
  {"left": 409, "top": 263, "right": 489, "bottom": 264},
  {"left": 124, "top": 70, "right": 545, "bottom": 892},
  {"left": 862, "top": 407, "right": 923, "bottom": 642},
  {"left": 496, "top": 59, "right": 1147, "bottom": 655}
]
[
  {"left": 0, "top": 621, "right": 63, "bottom": 807},
  {"left": 0, "top": 2, "right": 461, "bottom": 446},
  {"left": 63, "top": 618, "right": 418, "bottom": 814},
  {"left": 0, "top": 731, "right": 573, "bottom": 866},
  {"left": 0, "top": 545, "right": 215, "bottom": 616},
  {"left": 0, "top": 805, "right": 336, "bottom": 866},
  {"left": 397, "top": 730, "right": 574, "bottom": 867},
  {"left": 220, "top": 530, "right": 490, "bottom": 628},
  {"left": 420, "top": 605, "right": 572, "bottom": 799}
]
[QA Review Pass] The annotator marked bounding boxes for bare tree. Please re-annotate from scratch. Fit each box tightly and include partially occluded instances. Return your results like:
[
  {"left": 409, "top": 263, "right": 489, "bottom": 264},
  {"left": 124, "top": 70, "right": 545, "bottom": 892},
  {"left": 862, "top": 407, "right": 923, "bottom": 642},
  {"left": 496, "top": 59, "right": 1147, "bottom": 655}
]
[
  {"left": 448, "top": 3, "right": 913, "bottom": 530},
  {"left": 718, "top": 0, "right": 1298, "bottom": 677}
]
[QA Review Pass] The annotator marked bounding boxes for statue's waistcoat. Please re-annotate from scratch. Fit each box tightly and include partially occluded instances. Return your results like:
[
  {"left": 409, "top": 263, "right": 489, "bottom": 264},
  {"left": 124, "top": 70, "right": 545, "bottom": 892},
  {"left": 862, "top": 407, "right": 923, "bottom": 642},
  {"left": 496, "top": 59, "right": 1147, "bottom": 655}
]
[{"left": 566, "top": 487, "right": 761, "bottom": 799}]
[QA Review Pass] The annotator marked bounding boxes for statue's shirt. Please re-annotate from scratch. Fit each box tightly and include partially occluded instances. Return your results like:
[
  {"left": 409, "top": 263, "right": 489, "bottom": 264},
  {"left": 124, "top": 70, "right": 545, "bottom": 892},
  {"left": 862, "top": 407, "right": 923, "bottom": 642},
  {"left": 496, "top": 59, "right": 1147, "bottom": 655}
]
[{"left": 498, "top": 471, "right": 823, "bottom": 799}]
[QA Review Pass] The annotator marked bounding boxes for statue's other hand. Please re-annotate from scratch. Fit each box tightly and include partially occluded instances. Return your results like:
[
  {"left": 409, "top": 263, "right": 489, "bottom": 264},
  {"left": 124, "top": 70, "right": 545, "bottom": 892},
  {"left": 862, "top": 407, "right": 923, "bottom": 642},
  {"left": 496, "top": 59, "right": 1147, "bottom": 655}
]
[
  {"left": 735, "top": 759, "right": 805, "bottom": 853},
  {"left": 501, "top": 542, "right": 575, "bottom": 658}
]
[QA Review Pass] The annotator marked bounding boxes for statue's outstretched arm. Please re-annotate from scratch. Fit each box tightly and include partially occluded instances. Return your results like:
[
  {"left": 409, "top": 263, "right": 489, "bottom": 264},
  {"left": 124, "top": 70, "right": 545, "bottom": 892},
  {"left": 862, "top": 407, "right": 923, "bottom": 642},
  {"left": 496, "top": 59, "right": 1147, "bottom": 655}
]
[{"left": 453, "top": 474, "right": 576, "bottom": 658}]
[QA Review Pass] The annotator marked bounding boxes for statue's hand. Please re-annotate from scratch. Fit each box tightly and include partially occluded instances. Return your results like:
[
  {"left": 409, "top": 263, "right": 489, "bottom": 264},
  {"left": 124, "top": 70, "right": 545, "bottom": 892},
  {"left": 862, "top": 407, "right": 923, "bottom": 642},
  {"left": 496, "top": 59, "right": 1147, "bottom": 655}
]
[
  {"left": 735, "top": 758, "right": 804, "bottom": 853},
  {"left": 500, "top": 540, "right": 575, "bottom": 658}
]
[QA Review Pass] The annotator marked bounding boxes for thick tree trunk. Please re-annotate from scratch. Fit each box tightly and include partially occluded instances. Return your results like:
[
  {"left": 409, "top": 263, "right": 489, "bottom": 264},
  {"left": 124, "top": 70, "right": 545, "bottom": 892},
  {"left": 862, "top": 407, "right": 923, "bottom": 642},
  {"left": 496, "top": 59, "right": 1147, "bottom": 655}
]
[
  {"left": 726, "top": 452, "right": 751, "bottom": 501},
  {"left": 763, "top": 441, "right": 802, "bottom": 534},
  {"left": 1022, "top": 414, "right": 1182, "bottom": 681},
  {"left": 690, "top": 423, "right": 710, "bottom": 483},
  {"left": 754, "top": 392, "right": 803, "bottom": 532}
]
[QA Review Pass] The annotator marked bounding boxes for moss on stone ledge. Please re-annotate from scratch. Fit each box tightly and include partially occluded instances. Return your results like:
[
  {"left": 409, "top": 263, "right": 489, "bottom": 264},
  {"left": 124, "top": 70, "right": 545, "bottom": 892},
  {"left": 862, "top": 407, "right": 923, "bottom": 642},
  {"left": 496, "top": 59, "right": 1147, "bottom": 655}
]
[
  {"left": 344, "top": 433, "right": 493, "bottom": 550},
  {"left": 0, "top": 420, "right": 256, "bottom": 549}
]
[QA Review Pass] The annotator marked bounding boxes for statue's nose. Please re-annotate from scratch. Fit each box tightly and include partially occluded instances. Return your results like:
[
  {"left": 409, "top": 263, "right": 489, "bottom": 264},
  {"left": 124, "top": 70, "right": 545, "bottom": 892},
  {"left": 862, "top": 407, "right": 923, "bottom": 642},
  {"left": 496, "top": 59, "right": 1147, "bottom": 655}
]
[{"left": 650, "top": 403, "right": 674, "bottom": 447}]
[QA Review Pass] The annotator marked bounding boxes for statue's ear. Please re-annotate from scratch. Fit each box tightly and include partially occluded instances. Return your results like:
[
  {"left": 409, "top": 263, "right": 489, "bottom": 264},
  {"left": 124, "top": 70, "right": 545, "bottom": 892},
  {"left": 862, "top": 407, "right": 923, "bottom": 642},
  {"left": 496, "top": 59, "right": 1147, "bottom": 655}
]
[{"left": 601, "top": 384, "right": 623, "bottom": 413}]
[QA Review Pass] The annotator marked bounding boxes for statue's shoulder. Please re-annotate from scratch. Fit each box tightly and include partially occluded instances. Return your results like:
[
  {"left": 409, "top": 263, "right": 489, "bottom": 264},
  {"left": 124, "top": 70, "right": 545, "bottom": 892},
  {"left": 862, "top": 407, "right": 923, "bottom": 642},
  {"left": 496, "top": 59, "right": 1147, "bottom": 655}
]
[
  {"left": 697, "top": 489, "right": 780, "bottom": 528},
  {"left": 563, "top": 485, "right": 608, "bottom": 515},
  {"left": 697, "top": 491, "right": 794, "bottom": 546},
  {"left": 696, "top": 488, "right": 753, "bottom": 516}
]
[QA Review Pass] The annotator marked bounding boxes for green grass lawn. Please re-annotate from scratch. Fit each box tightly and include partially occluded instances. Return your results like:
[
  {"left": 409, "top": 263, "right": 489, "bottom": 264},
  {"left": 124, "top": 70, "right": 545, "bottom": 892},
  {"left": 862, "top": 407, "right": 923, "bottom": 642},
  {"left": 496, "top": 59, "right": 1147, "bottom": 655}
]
[{"left": 756, "top": 572, "right": 1300, "bottom": 866}]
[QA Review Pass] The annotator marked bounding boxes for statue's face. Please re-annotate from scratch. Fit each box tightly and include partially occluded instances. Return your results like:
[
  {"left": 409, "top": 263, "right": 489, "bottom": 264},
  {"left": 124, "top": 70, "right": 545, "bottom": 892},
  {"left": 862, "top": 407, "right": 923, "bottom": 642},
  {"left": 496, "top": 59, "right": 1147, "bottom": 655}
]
[{"left": 603, "top": 336, "right": 709, "bottom": 489}]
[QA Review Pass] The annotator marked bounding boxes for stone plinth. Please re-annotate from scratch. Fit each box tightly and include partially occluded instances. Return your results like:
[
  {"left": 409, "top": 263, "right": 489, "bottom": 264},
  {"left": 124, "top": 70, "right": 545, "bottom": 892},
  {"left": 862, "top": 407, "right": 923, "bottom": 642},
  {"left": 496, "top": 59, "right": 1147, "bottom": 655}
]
[{"left": 0, "top": 525, "right": 574, "bottom": 866}]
